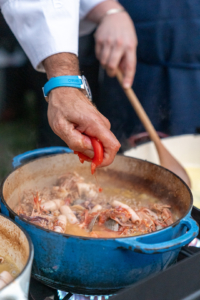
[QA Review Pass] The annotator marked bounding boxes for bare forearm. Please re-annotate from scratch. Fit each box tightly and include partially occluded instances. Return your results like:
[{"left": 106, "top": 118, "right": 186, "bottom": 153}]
[
  {"left": 41, "top": 50, "right": 120, "bottom": 166},
  {"left": 43, "top": 53, "right": 80, "bottom": 79},
  {"left": 87, "top": 0, "right": 137, "bottom": 89},
  {"left": 86, "top": 0, "right": 124, "bottom": 24}
]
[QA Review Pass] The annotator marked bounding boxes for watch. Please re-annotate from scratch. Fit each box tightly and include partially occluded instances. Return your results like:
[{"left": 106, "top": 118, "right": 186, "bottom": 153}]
[{"left": 42, "top": 75, "right": 92, "bottom": 101}]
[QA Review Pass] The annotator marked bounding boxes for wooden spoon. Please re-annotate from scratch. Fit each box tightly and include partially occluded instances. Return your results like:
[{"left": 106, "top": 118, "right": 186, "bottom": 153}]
[{"left": 116, "top": 70, "right": 191, "bottom": 188}]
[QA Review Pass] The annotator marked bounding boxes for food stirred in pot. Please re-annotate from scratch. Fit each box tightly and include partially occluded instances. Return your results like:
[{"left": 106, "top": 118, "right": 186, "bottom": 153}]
[{"left": 15, "top": 171, "right": 176, "bottom": 238}]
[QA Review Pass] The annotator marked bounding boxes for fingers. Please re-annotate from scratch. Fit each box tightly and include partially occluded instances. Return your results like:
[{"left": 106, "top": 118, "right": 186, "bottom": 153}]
[
  {"left": 98, "top": 42, "right": 112, "bottom": 67},
  {"left": 74, "top": 110, "right": 120, "bottom": 166},
  {"left": 50, "top": 111, "right": 120, "bottom": 167},
  {"left": 96, "top": 35, "right": 123, "bottom": 75},
  {"left": 98, "top": 129, "right": 121, "bottom": 167},
  {"left": 49, "top": 116, "right": 95, "bottom": 159},
  {"left": 47, "top": 87, "right": 120, "bottom": 167},
  {"left": 95, "top": 12, "right": 138, "bottom": 87},
  {"left": 121, "top": 44, "right": 137, "bottom": 88},
  {"left": 81, "top": 116, "right": 121, "bottom": 167},
  {"left": 106, "top": 41, "right": 124, "bottom": 77}
]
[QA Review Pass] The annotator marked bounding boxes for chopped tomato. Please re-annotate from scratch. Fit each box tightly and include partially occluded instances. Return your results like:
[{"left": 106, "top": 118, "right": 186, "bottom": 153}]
[
  {"left": 74, "top": 151, "right": 92, "bottom": 164},
  {"left": 74, "top": 137, "right": 104, "bottom": 174},
  {"left": 90, "top": 137, "right": 104, "bottom": 174}
]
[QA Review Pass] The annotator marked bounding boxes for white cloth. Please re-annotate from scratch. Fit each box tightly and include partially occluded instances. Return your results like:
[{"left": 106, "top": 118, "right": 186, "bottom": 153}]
[{"left": 0, "top": 0, "right": 106, "bottom": 71}]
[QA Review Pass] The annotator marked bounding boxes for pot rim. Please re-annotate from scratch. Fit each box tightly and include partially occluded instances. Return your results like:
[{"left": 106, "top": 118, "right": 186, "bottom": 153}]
[
  {"left": 0, "top": 213, "right": 33, "bottom": 292},
  {"left": 0, "top": 153, "right": 193, "bottom": 241}
]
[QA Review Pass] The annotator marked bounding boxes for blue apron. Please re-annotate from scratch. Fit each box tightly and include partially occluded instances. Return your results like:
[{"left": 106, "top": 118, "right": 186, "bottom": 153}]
[{"left": 99, "top": 0, "right": 200, "bottom": 142}]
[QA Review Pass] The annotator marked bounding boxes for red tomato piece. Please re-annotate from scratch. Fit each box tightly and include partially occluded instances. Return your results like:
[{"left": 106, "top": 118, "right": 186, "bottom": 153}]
[
  {"left": 74, "top": 151, "right": 92, "bottom": 164},
  {"left": 74, "top": 137, "right": 104, "bottom": 174},
  {"left": 90, "top": 137, "right": 104, "bottom": 174}
]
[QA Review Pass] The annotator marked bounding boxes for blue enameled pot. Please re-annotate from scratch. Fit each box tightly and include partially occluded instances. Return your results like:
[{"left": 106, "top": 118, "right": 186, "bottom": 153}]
[{"left": 0, "top": 147, "right": 198, "bottom": 295}]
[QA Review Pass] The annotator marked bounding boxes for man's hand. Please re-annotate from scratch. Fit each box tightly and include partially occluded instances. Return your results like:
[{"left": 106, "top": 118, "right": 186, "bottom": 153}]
[
  {"left": 87, "top": 1, "right": 138, "bottom": 89},
  {"left": 43, "top": 53, "right": 121, "bottom": 167}
]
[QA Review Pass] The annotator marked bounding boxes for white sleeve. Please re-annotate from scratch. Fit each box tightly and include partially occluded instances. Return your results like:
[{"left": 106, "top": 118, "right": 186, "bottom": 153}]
[
  {"left": 79, "top": 0, "right": 106, "bottom": 19},
  {"left": 0, "top": 0, "right": 80, "bottom": 72},
  {"left": 79, "top": 0, "right": 106, "bottom": 37}
]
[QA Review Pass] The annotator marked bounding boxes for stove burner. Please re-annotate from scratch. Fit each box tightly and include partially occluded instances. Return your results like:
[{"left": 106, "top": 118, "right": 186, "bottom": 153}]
[{"left": 57, "top": 290, "right": 112, "bottom": 300}]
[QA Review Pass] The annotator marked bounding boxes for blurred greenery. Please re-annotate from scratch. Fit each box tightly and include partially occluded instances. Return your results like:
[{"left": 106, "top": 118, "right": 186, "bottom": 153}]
[
  {"left": 0, "top": 91, "right": 37, "bottom": 182},
  {"left": 0, "top": 120, "right": 37, "bottom": 182}
]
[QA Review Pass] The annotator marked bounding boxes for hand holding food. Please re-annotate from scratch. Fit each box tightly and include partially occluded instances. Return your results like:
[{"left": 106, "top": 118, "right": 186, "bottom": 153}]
[{"left": 43, "top": 53, "right": 121, "bottom": 168}]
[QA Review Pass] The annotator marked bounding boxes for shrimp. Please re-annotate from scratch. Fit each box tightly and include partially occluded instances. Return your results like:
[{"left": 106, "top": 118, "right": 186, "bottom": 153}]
[
  {"left": 112, "top": 200, "right": 141, "bottom": 224},
  {"left": 137, "top": 211, "right": 155, "bottom": 231},
  {"left": 153, "top": 203, "right": 171, "bottom": 212},
  {"left": 33, "top": 192, "right": 42, "bottom": 212},
  {"left": 162, "top": 208, "right": 174, "bottom": 225},
  {"left": 141, "top": 208, "right": 158, "bottom": 220}
]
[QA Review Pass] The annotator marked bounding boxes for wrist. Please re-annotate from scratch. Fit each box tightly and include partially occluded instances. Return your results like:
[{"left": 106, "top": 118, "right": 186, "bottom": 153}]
[
  {"left": 86, "top": 0, "right": 125, "bottom": 24},
  {"left": 43, "top": 53, "right": 80, "bottom": 79},
  {"left": 99, "top": 8, "right": 126, "bottom": 23},
  {"left": 43, "top": 75, "right": 92, "bottom": 102}
]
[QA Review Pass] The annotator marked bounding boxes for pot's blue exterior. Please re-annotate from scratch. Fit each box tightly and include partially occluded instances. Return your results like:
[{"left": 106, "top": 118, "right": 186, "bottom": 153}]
[{"left": 0, "top": 147, "right": 199, "bottom": 295}]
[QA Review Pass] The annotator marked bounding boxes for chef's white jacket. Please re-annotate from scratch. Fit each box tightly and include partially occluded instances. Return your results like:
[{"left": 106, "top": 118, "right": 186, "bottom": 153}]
[{"left": 0, "top": 0, "right": 106, "bottom": 71}]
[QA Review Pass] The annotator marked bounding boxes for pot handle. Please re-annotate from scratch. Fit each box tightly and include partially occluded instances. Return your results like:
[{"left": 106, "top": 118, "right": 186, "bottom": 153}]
[
  {"left": 12, "top": 147, "right": 73, "bottom": 168},
  {"left": 128, "top": 132, "right": 169, "bottom": 147},
  {"left": 115, "top": 217, "right": 199, "bottom": 254}
]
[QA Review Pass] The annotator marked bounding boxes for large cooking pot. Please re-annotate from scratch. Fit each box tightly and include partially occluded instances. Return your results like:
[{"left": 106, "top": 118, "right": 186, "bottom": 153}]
[
  {"left": 0, "top": 214, "right": 33, "bottom": 300},
  {"left": 0, "top": 147, "right": 198, "bottom": 295}
]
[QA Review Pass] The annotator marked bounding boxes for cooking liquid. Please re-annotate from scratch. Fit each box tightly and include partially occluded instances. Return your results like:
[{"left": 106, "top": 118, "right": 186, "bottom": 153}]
[
  {"left": 13, "top": 171, "right": 179, "bottom": 238},
  {"left": 0, "top": 256, "right": 20, "bottom": 279},
  {"left": 64, "top": 187, "right": 174, "bottom": 237}
]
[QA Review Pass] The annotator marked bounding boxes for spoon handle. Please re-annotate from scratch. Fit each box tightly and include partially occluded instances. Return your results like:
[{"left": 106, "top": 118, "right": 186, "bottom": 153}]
[
  {"left": 116, "top": 70, "right": 161, "bottom": 147},
  {"left": 116, "top": 70, "right": 191, "bottom": 188}
]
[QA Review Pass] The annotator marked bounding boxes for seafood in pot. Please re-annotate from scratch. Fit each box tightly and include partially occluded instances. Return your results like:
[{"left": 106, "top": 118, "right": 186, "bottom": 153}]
[{"left": 15, "top": 172, "right": 175, "bottom": 238}]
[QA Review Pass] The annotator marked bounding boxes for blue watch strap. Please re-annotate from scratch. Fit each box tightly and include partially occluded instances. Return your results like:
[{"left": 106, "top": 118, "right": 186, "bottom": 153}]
[{"left": 43, "top": 76, "right": 83, "bottom": 97}]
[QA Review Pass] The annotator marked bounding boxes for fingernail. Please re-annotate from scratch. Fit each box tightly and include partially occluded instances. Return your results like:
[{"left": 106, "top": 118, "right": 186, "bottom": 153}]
[{"left": 82, "top": 149, "right": 94, "bottom": 159}]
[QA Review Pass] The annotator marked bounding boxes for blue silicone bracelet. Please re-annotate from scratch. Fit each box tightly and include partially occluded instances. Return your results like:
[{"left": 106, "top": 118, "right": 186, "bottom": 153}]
[{"left": 43, "top": 76, "right": 83, "bottom": 97}]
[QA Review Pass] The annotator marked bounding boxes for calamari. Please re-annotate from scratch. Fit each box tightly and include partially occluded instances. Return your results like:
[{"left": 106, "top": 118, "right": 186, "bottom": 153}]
[{"left": 60, "top": 205, "right": 79, "bottom": 224}]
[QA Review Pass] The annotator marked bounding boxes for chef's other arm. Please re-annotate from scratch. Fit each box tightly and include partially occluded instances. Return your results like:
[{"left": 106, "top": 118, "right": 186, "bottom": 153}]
[{"left": 86, "top": 0, "right": 138, "bottom": 89}]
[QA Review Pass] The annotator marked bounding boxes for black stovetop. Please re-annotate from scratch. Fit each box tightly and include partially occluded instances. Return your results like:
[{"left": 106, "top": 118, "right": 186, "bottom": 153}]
[{"left": 29, "top": 207, "right": 200, "bottom": 300}]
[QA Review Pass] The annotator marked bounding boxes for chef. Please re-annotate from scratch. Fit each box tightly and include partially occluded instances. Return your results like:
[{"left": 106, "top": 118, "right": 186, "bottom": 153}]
[{"left": 0, "top": 0, "right": 138, "bottom": 167}]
